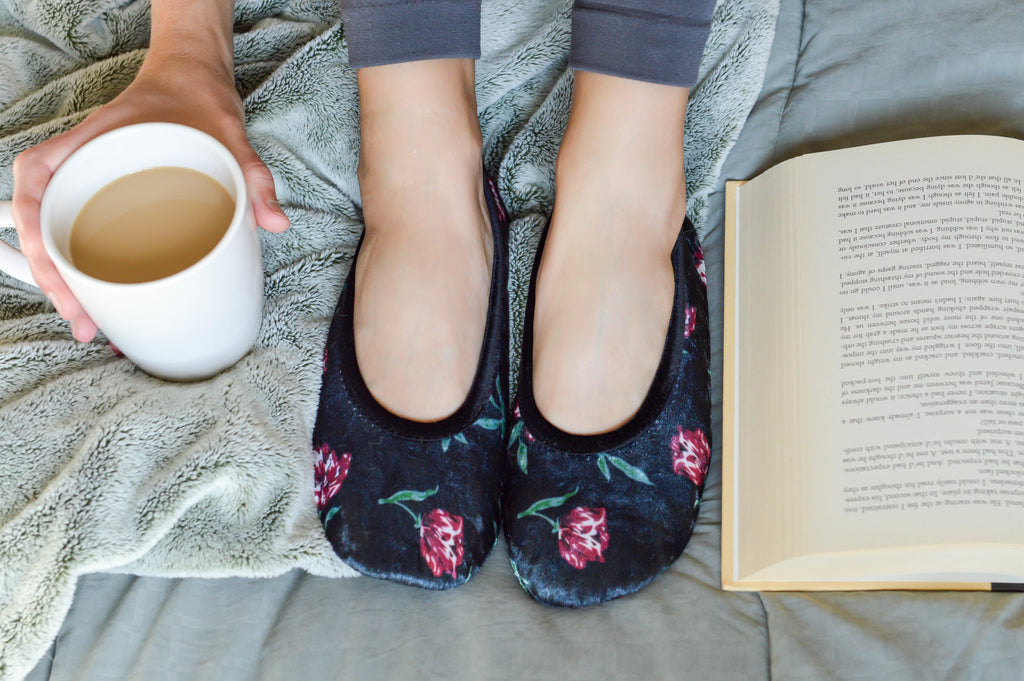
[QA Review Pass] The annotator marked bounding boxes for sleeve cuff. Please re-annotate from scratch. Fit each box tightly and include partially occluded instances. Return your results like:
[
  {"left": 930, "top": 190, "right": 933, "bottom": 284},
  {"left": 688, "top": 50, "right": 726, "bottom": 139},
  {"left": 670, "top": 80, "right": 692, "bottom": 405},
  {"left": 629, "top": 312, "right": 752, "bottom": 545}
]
[
  {"left": 342, "top": 0, "right": 481, "bottom": 68},
  {"left": 570, "top": 2, "right": 714, "bottom": 87}
]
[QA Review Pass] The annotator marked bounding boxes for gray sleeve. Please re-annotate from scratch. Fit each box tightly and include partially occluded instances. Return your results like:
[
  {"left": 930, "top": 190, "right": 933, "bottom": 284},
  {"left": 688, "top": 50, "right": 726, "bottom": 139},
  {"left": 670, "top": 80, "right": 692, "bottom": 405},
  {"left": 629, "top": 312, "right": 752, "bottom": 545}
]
[
  {"left": 569, "top": 0, "right": 717, "bottom": 87},
  {"left": 339, "top": 0, "right": 481, "bottom": 69}
]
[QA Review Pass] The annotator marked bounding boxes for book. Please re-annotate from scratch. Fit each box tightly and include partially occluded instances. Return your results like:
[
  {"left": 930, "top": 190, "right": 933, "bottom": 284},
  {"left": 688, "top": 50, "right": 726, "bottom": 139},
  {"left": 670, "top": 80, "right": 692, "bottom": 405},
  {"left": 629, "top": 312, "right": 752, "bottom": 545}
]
[{"left": 723, "top": 134, "right": 1024, "bottom": 591}]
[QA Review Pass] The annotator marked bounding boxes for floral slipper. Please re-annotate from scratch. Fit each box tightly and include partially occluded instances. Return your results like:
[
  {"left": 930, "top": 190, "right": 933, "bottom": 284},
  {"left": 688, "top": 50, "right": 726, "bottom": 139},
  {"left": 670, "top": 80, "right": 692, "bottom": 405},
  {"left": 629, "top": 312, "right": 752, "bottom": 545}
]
[
  {"left": 503, "top": 218, "right": 711, "bottom": 607},
  {"left": 312, "top": 176, "right": 509, "bottom": 589}
]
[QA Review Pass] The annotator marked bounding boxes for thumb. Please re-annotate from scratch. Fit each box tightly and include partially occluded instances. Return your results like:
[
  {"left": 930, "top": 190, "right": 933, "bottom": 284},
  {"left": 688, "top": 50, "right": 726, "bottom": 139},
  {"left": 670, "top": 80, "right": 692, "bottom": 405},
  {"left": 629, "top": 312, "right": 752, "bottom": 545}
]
[{"left": 233, "top": 145, "right": 290, "bottom": 233}]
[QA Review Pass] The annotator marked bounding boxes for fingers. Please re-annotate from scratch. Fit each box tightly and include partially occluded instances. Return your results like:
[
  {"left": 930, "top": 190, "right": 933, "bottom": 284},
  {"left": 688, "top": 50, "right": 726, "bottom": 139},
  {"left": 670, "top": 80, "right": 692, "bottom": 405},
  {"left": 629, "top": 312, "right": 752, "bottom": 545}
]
[
  {"left": 233, "top": 144, "right": 290, "bottom": 233},
  {"left": 12, "top": 127, "right": 101, "bottom": 342},
  {"left": 69, "top": 315, "right": 100, "bottom": 342}
]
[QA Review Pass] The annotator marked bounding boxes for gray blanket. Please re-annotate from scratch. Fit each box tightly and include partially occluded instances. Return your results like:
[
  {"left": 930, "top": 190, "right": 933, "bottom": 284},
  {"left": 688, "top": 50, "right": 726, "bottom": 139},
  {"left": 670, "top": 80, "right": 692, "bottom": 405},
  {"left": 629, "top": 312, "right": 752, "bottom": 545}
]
[{"left": 0, "top": 0, "right": 779, "bottom": 678}]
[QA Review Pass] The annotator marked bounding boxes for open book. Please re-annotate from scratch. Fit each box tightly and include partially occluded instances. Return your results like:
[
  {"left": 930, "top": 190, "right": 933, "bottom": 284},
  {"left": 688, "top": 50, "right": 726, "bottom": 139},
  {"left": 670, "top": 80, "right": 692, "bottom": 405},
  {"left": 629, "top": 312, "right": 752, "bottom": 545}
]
[{"left": 723, "top": 135, "right": 1024, "bottom": 591}]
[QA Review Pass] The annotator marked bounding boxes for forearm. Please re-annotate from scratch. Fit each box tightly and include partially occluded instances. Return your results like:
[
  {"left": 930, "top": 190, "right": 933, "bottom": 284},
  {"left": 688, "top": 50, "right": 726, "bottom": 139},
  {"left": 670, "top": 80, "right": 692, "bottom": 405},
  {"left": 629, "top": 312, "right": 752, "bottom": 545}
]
[{"left": 145, "top": 0, "right": 235, "bottom": 80}]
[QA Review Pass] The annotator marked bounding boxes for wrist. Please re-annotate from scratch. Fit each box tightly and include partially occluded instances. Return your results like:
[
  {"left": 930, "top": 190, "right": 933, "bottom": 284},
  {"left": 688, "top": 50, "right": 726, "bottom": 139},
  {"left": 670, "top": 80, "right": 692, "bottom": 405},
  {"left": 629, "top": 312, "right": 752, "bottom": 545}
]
[
  {"left": 145, "top": 0, "right": 235, "bottom": 84},
  {"left": 137, "top": 48, "right": 235, "bottom": 92}
]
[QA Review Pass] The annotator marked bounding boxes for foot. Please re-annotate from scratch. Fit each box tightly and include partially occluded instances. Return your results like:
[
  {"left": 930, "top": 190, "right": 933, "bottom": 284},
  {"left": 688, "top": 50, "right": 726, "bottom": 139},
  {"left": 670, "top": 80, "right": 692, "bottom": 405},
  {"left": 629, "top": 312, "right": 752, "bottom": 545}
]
[
  {"left": 352, "top": 59, "right": 493, "bottom": 422},
  {"left": 532, "top": 72, "right": 689, "bottom": 435}
]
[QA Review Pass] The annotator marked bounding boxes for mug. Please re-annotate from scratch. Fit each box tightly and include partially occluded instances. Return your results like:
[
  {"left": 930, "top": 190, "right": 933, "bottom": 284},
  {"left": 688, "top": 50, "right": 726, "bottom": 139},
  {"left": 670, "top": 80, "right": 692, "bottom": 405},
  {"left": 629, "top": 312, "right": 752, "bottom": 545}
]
[{"left": 0, "top": 123, "right": 264, "bottom": 381}]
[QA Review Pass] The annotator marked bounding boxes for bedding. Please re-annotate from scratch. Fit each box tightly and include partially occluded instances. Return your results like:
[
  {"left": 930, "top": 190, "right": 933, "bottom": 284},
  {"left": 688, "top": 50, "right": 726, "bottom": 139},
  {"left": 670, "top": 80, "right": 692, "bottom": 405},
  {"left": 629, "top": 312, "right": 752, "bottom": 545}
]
[
  {"left": 731, "top": 2, "right": 1024, "bottom": 678},
  {"left": 0, "top": 0, "right": 778, "bottom": 678},
  {"left": 8, "top": 0, "right": 1024, "bottom": 678}
]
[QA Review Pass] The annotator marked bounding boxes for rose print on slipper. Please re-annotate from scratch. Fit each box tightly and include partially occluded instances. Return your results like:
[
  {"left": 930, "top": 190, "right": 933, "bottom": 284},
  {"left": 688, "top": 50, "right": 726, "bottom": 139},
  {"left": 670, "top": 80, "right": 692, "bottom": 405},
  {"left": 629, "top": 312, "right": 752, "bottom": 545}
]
[
  {"left": 670, "top": 427, "right": 710, "bottom": 488},
  {"left": 515, "top": 489, "right": 610, "bottom": 570},
  {"left": 380, "top": 488, "right": 466, "bottom": 579},
  {"left": 314, "top": 443, "right": 350, "bottom": 511}
]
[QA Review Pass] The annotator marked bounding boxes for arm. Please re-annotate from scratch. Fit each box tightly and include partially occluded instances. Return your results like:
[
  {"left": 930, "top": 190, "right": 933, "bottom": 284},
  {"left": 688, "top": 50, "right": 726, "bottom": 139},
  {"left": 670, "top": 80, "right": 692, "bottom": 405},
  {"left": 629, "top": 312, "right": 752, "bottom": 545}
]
[{"left": 12, "top": 0, "right": 289, "bottom": 342}]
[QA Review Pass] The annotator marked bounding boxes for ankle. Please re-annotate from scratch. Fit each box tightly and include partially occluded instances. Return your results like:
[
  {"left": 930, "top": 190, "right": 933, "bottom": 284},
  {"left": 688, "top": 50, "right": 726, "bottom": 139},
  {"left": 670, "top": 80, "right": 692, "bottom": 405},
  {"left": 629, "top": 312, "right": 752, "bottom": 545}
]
[
  {"left": 565, "top": 71, "right": 689, "bottom": 151},
  {"left": 356, "top": 59, "right": 482, "bottom": 181},
  {"left": 549, "top": 155, "right": 685, "bottom": 260},
  {"left": 357, "top": 168, "right": 492, "bottom": 269},
  {"left": 358, "top": 58, "right": 477, "bottom": 113},
  {"left": 555, "top": 71, "right": 688, "bottom": 221}
]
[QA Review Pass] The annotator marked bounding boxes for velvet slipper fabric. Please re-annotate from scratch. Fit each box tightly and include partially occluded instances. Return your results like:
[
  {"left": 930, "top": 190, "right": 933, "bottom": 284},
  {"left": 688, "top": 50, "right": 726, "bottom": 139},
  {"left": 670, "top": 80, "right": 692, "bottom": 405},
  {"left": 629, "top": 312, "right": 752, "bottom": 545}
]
[
  {"left": 504, "top": 218, "right": 711, "bottom": 607},
  {"left": 313, "top": 177, "right": 509, "bottom": 589}
]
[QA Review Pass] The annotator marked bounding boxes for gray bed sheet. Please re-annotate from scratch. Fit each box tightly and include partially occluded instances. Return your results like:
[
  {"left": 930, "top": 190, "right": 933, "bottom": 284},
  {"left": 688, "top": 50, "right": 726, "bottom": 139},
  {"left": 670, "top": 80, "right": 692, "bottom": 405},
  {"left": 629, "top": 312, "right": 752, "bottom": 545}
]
[{"left": 26, "top": 0, "right": 1024, "bottom": 679}]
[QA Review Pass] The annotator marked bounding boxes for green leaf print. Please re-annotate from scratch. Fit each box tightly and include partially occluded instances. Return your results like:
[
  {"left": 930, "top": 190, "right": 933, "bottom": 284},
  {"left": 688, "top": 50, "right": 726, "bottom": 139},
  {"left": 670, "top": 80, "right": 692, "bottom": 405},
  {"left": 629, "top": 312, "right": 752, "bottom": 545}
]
[
  {"left": 475, "top": 417, "right": 503, "bottom": 431},
  {"left": 607, "top": 456, "right": 652, "bottom": 485},
  {"left": 516, "top": 488, "right": 578, "bottom": 519},
  {"left": 379, "top": 487, "right": 439, "bottom": 505}
]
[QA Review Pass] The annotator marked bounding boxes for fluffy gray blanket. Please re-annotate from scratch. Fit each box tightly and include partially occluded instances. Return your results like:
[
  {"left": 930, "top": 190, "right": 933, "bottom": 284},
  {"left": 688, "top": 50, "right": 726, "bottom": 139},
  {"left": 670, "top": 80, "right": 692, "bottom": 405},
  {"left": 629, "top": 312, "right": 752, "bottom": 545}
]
[{"left": 0, "top": 0, "right": 778, "bottom": 678}]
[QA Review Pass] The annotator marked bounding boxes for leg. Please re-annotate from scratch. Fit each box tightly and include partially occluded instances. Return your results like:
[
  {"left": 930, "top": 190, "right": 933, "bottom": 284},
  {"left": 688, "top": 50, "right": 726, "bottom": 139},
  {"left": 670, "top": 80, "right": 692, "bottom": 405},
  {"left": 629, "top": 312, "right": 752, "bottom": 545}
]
[
  {"left": 314, "top": 1, "right": 509, "bottom": 590},
  {"left": 503, "top": 0, "right": 717, "bottom": 608},
  {"left": 533, "top": 0, "right": 716, "bottom": 435},
  {"left": 353, "top": 58, "right": 492, "bottom": 422},
  {"left": 532, "top": 71, "right": 689, "bottom": 434},
  {"left": 339, "top": 0, "right": 491, "bottom": 422}
]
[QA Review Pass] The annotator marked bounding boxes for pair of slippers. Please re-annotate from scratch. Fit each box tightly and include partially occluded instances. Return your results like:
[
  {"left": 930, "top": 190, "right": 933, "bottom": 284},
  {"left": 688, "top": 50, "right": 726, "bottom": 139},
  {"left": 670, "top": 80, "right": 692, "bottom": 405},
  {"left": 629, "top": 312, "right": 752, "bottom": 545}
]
[{"left": 312, "top": 178, "right": 711, "bottom": 607}]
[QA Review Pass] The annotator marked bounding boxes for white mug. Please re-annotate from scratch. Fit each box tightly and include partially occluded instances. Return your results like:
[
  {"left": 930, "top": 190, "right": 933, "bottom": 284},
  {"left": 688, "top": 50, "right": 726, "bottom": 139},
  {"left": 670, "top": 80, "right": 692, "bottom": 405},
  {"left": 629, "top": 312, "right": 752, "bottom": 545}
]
[{"left": 0, "top": 123, "right": 264, "bottom": 381}]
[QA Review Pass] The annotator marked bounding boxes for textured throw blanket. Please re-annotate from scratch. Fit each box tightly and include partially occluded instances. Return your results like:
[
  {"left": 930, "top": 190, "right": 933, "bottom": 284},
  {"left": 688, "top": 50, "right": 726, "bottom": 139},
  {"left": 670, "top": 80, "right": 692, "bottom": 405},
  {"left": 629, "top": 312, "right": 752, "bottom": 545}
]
[{"left": 0, "top": 0, "right": 778, "bottom": 678}]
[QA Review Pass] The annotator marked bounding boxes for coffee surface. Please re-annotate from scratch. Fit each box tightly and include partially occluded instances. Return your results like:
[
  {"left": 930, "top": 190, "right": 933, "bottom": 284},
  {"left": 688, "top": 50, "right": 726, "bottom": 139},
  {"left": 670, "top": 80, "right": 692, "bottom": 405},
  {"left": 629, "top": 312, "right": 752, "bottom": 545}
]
[{"left": 70, "top": 167, "right": 234, "bottom": 284}]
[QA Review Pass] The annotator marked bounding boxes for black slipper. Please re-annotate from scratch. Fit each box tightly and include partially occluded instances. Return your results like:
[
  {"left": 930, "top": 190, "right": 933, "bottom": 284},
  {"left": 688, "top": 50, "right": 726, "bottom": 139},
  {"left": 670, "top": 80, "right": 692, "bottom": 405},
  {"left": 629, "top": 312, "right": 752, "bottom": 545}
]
[
  {"left": 504, "top": 218, "right": 711, "bottom": 607},
  {"left": 313, "top": 176, "right": 509, "bottom": 589}
]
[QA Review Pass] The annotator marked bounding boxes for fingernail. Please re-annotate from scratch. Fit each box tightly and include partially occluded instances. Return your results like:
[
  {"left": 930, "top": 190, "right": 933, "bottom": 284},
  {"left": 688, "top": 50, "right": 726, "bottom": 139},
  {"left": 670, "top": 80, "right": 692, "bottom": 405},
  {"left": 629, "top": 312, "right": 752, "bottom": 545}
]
[
  {"left": 69, "top": 319, "right": 79, "bottom": 338},
  {"left": 45, "top": 292, "right": 62, "bottom": 316},
  {"left": 267, "top": 199, "right": 284, "bottom": 216}
]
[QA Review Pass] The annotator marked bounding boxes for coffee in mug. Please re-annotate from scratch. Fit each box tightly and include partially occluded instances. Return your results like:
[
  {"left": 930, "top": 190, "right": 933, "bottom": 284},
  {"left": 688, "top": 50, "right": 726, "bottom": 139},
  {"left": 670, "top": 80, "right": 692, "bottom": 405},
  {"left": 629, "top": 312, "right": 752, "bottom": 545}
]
[{"left": 69, "top": 166, "right": 234, "bottom": 284}]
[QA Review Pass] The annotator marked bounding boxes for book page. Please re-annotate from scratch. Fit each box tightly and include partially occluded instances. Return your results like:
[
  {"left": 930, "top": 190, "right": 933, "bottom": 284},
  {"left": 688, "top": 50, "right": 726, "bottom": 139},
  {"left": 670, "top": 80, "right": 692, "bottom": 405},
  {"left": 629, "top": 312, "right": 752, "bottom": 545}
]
[{"left": 733, "top": 136, "right": 1024, "bottom": 581}]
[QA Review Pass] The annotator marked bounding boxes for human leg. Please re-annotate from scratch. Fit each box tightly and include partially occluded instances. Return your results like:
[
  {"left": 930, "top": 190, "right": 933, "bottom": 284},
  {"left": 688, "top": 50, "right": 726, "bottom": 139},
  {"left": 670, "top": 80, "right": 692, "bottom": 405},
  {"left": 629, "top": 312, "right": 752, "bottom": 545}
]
[
  {"left": 335, "top": 0, "right": 491, "bottom": 422},
  {"left": 313, "top": 1, "right": 507, "bottom": 589},
  {"left": 353, "top": 58, "right": 492, "bottom": 421},
  {"left": 532, "top": 71, "right": 690, "bottom": 434},
  {"left": 533, "top": 0, "right": 715, "bottom": 434},
  {"left": 504, "top": 0, "right": 717, "bottom": 606}
]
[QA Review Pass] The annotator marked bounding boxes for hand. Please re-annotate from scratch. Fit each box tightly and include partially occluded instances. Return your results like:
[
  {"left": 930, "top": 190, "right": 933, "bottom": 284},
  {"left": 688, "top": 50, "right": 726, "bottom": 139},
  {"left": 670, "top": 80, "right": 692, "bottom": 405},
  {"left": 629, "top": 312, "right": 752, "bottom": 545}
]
[{"left": 11, "top": 55, "right": 289, "bottom": 342}]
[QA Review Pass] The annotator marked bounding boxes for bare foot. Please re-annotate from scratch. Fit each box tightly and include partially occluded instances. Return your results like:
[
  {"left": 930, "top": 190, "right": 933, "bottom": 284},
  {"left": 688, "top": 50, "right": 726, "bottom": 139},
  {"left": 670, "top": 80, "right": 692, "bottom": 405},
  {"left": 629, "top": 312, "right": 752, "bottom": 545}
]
[
  {"left": 532, "top": 71, "right": 689, "bottom": 435},
  {"left": 353, "top": 59, "right": 493, "bottom": 422}
]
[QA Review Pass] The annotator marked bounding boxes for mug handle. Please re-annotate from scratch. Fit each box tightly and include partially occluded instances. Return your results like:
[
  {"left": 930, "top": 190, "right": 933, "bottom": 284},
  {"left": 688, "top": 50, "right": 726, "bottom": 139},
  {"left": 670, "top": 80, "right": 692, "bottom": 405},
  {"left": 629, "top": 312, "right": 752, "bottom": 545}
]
[{"left": 0, "top": 201, "right": 39, "bottom": 286}]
